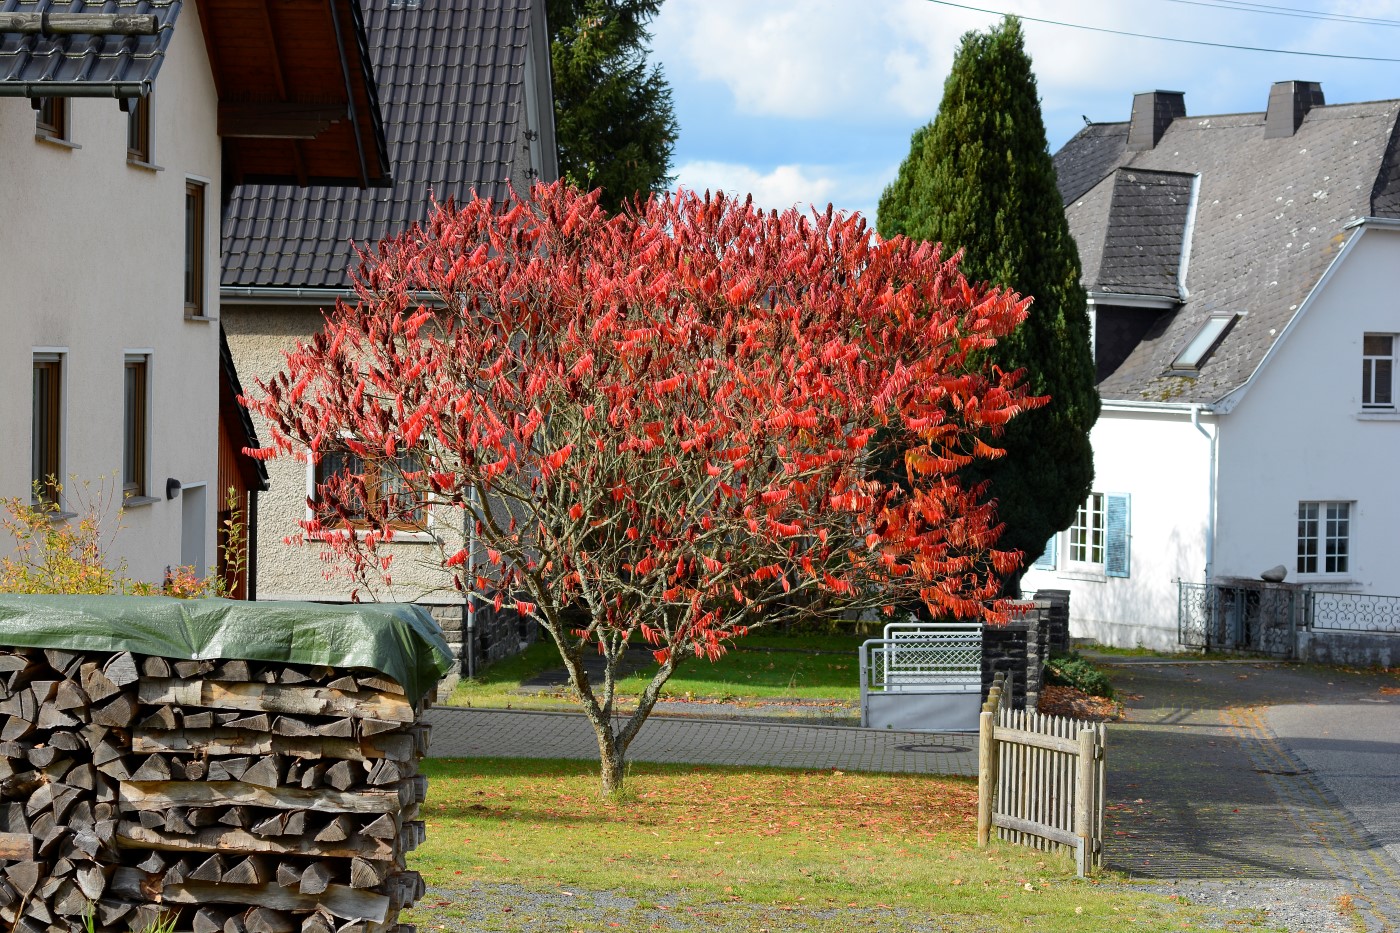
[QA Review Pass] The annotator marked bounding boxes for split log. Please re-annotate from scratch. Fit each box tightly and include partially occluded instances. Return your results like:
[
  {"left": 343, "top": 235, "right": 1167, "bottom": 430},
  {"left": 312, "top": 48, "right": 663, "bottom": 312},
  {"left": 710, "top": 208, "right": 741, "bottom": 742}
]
[
  {"left": 116, "top": 822, "right": 395, "bottom": 860},
  {"left": 0, "top": 832, "right": 33, "bottom": 860},
  {"left": 299, "top": 861, "right": 335, "bottom": 896},
  {"left": 110, "top": 868, "right": 391, "bottom": 923},
  {"left": 135, "top": 728, "right": 417, "bottom": 762},
  {"left": 140, "top": 679, "right": 415, "bottom": 723}
]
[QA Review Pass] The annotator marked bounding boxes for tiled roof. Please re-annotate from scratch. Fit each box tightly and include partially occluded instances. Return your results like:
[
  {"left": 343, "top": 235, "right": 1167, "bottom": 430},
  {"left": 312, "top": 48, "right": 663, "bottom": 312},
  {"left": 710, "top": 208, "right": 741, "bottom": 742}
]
[
  {"left": 0, "top": 0, "right": 179, "bottom": 98},
  {"left": 1094, "top": 169, "right": 1194, "bottom": 298},
  {"left": 1055, "top": 97, "right": 1400, "bottom": 404},
  {"left": 222, "top": 0, "right": 536, "bottom": 290}
]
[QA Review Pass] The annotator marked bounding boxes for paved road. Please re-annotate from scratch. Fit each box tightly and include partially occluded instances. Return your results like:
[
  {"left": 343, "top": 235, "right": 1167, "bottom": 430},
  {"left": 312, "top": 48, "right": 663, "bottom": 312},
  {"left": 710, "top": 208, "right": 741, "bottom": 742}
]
[
  {"left": 424, "top": 705, "right": 977, "bottom": 775},
  {"left": 1101, "top": 658, "right": 1400, "bottom": 932},
  {"left": 1268, "top": 690, "right": 1400, "bottom": 916}
]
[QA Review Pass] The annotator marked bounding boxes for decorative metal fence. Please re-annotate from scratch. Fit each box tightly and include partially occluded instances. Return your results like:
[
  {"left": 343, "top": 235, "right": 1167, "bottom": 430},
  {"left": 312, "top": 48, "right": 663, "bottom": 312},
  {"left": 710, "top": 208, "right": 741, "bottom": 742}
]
[
  {"left": 1177, "top": 581, "right": 1301, "bottom": 658},
  {"left": 1308, "top": 590, "right": 1400, "bottom": 634},
  {"left": 977, "top": 673, "right": 1107, "bottom": 877},
  {"left": 1179, "top": 582, "right": 1400, "bottom": 656}
]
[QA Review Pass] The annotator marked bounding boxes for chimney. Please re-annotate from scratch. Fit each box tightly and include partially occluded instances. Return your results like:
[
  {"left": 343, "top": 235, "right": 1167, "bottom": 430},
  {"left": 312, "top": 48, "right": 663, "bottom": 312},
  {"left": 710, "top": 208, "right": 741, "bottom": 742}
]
[
  {"left": 1264, "top": 81, "right": 1324, "bottom": 138},
  {"left": 1127, "top": 90, "right": 1186, "bottom": 151}
]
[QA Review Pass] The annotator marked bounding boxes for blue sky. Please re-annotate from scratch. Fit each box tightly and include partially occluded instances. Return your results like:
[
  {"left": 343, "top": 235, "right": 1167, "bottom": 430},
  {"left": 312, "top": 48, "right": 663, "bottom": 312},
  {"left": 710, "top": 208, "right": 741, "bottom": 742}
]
[{"left": 649, "top": 0, "right": 1400, "bottom": 220}]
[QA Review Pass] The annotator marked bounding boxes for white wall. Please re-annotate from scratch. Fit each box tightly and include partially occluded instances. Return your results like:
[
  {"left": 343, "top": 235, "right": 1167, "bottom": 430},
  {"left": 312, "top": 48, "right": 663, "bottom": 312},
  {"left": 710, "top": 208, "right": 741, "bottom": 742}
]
[
  {"left": 1215, "top": 225, "right": 1400, "bottom": 596},
  {"left": 0, "top": 5, "right": 222, "bottom": 585},
  {"left": 1022, "top": 407, "right": 1215, "bottom": 649}
]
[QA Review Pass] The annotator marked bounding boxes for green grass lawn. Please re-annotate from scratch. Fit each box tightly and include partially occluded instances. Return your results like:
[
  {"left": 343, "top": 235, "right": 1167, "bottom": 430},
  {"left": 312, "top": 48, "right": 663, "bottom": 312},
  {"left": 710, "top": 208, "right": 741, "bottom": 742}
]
[
  {"left": 448, "top": 630, "right": 872, "bottom": 710},
  {"left": 404, "top": 758, "right": 1276, "bottom": 932}
]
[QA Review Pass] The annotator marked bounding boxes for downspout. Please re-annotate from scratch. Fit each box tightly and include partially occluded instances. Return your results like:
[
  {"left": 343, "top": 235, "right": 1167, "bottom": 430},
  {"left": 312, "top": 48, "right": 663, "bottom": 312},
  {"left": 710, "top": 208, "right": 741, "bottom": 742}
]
[{"left": 1191, "top": 404, "right": 1216, "bottom": 583}]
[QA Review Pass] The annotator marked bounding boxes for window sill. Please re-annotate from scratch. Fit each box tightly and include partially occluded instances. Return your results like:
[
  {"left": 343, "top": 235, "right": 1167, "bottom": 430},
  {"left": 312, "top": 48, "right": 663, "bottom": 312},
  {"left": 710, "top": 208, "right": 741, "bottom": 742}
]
[
  {"left": 30, "top": 504, "right": 78, "bottom": 522},
  {"left": 1296, "top": 576, "right": 1361, "bottom": 588},
  {"left": 122, "top": 495, "right": 160, "bottom": 509},
  {"left": 127, "top": 157, "right": 163, "bottom": 172},
  {"left": 309, "top": 528, "right": 439, "bottom": 545},
  {"left": 184, "top": 314, "right": 217, "bottom": 323},
  {"left": 35, "top": 133, "right": 80, "bottom": 150},
  {"left": 1355, "top": 410, "right": 1400, "bottom": 421},
  {"left": 1057, "top": 569, "right": 1108, "bottom": 583}
]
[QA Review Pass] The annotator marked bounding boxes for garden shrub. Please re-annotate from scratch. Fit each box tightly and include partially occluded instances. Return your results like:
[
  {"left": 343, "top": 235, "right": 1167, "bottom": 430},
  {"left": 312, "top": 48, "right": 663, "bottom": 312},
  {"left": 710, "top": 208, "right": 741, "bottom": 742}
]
[{"left": 1046, "top": 651, "right": 1115, "bottom": 698}]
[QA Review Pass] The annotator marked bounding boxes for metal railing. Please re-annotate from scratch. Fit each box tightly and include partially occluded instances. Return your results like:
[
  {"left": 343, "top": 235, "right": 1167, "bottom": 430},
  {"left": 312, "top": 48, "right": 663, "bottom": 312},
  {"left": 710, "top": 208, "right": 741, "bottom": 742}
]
[
  {"left": 861, "top": 622, "right": 982, "bottom": 692},
  {"left": 1180, "top": 581, "right": 1400, "bottom": 654},
  {"left": 1308, "top": 590, "right": 1400, "bottom": 634},
  {"left": 977, "top": 673, "right": 1106, "bottom": 877}
]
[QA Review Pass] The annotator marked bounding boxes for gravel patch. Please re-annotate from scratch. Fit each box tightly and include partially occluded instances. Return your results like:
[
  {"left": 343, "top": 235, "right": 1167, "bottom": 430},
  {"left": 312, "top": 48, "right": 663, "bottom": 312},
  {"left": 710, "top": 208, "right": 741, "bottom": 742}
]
[
  {"left": 407, "top": 883, "right": 989, "bottom": 932},
  {"left": 1119, "top": 879, "right": 1361, "bottom": 933}
]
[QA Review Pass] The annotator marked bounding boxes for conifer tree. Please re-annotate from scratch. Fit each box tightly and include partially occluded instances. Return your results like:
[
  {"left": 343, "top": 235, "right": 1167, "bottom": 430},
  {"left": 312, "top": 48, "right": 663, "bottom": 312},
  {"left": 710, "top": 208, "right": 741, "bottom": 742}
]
[
  {"left": 877, "top": 16, "right": 1098, "bottom": 590},
  {"left": 547, "top": 0, "right": 677, "bottom": 213}
]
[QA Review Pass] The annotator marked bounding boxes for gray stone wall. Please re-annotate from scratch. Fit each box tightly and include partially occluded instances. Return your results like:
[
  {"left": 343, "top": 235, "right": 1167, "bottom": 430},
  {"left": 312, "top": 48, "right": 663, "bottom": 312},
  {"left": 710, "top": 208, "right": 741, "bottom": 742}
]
[
  {"left": 981, "top": 606, "right": 1052, "bottom": 711},
  {"left": 1298, "top": 630, "right": 1400, "bottom": 668}
]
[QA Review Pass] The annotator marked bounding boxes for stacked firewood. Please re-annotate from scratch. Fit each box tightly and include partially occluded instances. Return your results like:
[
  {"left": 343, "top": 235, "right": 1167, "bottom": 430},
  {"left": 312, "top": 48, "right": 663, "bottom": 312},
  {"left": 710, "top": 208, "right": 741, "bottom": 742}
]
[{"left": 0, "top": 647, "right": 431, "bottom": 933}]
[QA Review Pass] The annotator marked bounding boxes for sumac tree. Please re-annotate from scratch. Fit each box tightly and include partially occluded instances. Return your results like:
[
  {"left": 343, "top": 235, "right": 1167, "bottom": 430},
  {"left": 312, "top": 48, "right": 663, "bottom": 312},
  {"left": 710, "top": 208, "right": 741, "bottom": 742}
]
[{"left": 247, "top": 181, "right": 1044, "bottom": 795}]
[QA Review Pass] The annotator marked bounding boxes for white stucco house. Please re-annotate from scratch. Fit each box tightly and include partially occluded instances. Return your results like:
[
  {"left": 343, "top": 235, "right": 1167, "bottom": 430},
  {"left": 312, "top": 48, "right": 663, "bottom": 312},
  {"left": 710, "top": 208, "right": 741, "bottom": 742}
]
[
  {"left": 220, "top": 0, "right": 558, "bottom": 673},
  {"left": 0, "top": 0, "right": 389, "bottom": 590},
  {"left": 1024, "top": 82, "right": 1400, "bottom": 650}
]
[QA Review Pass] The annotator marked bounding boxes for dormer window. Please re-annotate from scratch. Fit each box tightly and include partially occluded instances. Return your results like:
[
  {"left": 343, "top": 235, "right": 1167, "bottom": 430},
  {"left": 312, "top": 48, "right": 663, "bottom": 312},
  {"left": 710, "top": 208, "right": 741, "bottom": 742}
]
[{"left": 1171, "top": 314, "right": 1236, "bottom": 371}]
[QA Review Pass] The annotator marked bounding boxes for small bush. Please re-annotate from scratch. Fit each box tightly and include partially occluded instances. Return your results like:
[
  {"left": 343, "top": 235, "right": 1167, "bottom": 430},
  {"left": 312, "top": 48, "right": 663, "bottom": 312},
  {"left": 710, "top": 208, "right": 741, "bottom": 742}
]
[{"left": 1045, "top": 652, "right": 1114, "bottom": 699}]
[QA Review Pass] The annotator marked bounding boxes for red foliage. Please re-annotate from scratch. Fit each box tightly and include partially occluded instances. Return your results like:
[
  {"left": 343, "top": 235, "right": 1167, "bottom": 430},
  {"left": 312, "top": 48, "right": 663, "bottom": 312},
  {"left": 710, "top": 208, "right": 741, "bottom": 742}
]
[{"left": 247, "top": 180, "right": 1042, "bottom": 681}]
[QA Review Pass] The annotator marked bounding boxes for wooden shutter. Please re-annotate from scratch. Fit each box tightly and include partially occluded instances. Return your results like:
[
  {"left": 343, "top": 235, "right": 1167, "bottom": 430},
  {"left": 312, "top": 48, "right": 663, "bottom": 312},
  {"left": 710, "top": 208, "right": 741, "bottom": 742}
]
[
  {"left": 1105, "top": 493, "right": 1131, "bottom": 578},
  {"left": 1031, "top": 534, "right": 1057, "bottom": 570}
]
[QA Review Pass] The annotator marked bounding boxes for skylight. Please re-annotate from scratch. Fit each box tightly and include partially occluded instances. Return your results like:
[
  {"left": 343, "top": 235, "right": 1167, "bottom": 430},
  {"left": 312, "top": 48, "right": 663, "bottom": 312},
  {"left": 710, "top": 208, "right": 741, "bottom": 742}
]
[{"left": 1172, "top": 314, "right": 1236, "bottom": 371}]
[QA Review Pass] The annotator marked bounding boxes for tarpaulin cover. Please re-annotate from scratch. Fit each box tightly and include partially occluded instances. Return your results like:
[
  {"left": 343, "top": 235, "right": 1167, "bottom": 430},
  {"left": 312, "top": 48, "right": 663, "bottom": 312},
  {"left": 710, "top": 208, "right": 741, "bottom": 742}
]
[{"left": 0, "top": 595, "right": 453, "bottom": 704}]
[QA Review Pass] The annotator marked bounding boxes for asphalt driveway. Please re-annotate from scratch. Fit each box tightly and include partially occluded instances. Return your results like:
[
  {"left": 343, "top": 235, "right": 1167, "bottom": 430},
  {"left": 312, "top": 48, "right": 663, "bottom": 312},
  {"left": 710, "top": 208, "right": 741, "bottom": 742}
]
[{"left": 1099, "top": 656, "right": 1400, "bottom": 931}]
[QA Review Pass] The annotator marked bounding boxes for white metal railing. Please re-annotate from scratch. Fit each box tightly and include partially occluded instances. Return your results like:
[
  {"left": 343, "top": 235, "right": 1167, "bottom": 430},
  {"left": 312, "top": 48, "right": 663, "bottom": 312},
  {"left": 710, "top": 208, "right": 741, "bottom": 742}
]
[{"left": 860, "top": 622, "right": 982, "bottom": 693}]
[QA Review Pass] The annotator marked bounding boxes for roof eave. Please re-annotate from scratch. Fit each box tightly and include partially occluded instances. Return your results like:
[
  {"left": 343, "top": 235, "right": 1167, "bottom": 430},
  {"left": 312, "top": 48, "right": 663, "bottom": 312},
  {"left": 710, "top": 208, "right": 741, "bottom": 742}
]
[{"left": 0, "top": 80, "right": 152, "bottom": 97}]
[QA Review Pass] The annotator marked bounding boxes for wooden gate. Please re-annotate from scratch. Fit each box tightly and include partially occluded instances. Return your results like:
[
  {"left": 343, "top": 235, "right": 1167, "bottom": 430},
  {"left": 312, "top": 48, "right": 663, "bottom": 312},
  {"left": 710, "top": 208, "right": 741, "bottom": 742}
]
[{"left": 976, "top": 675, "right": 1106, "bottom": 876}]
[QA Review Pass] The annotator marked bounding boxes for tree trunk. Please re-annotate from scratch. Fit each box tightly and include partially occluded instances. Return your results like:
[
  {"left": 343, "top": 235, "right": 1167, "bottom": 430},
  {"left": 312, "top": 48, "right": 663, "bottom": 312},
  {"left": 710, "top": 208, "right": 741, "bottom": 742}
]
[{"left": 595, "top": 730, "right": 627, "bottom": 798}]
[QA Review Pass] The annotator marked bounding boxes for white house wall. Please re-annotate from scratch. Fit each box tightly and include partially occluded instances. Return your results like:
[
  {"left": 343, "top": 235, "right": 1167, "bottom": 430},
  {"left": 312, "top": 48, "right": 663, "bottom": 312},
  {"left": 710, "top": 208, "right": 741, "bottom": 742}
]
[
  {"left": 1214, "top": 225, "right": 1400, "bottom": 596},
  {"left": 1022, "top": 408, "right": 1215, "bottom": 649},
  {"left": 0, "top": 5, "right": 222, "bottom": 584}
]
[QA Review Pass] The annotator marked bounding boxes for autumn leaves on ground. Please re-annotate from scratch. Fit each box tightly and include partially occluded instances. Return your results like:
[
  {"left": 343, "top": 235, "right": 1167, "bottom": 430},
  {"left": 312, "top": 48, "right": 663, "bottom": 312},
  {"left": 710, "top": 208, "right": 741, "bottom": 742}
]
[{"left": 403, "top": 759, "right": 1227, "bottom": 932}]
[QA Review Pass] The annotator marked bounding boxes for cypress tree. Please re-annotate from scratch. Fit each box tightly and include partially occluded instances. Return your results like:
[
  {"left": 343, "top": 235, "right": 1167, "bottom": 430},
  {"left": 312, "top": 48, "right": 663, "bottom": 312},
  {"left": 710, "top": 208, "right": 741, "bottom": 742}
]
[
  {"left": 547, "top": 0, "right": 678, "bottom": 213},
  {"left": 877, "top": 16, "right": 1098, "bottom": 590}
]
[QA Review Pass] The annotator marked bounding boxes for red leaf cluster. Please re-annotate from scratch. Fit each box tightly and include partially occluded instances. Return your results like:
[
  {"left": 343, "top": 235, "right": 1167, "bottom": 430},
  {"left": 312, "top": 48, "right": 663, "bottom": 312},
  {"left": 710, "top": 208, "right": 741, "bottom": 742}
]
[{"left": 246, "top": 182, "right": 1045, "bottom": 659}]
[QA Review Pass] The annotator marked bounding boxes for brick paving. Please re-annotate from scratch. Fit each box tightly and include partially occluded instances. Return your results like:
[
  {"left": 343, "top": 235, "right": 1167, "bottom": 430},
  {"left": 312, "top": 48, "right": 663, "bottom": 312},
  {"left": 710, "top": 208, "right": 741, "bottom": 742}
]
[{"left": 424, "top": 705, "right": 977, "bottom": 776}]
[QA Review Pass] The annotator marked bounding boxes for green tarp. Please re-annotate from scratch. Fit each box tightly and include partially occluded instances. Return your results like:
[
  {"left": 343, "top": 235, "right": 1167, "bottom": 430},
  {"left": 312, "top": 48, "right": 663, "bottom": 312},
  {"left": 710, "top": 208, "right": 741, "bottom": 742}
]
[{"left": 0, "top": 595, "right": 453, "bottom": 705}]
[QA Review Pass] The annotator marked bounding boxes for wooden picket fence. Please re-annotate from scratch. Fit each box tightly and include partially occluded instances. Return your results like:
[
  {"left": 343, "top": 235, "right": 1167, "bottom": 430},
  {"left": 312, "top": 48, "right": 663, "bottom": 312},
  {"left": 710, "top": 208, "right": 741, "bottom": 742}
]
[{"left": 976, "top": 673, "right": 1107, "bottom": 876}]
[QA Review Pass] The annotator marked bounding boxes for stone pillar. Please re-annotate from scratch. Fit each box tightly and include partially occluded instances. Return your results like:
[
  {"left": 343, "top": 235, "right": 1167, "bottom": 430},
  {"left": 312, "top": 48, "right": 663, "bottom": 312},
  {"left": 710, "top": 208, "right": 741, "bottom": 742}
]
[
  {"left": 1035, "top": 589, "right": 1072, "bottom": 654},
  {"left": 982, "top": 621, "right": 1029, "bottom": 710}
]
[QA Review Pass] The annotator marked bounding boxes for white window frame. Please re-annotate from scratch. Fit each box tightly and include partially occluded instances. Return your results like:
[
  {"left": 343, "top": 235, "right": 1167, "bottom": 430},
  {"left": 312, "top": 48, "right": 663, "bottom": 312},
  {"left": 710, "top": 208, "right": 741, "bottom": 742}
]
[
  {"left": 1362, "top": 334, "right": 1394, "bottom": 410},
  {"left": 1068, "top": 493, "right": 1106, "bottom": 567},
  {"left": 1297, "top": 500, "right": 1351, "bottom": 576}
]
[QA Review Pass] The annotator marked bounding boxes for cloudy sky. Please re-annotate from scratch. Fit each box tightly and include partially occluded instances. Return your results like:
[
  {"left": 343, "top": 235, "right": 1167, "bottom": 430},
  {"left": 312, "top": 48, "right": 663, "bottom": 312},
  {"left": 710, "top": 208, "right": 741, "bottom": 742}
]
[{"left": 649, "top": 0, "right": 1400, "bottom": 220}]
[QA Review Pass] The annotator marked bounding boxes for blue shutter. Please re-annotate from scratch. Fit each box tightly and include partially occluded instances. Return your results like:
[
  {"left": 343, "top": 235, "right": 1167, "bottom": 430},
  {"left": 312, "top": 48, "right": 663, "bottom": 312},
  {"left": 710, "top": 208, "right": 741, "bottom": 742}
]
[
  {"left": 1031, "top": 534, "right": 1057, "bottom": 570},
  {"left": 1105, "top": 493, "right": 1131, "bottom": 578}
]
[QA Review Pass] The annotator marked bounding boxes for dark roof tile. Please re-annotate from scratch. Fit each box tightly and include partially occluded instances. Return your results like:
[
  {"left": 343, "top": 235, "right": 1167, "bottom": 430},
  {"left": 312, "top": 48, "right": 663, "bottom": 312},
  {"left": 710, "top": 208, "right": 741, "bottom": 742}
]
[
  {"left": 1094, "top": 169, "right": 1195, "bottom": 297},
  {"left": 221, "top": 0, "right": 537, "bottom": 290},
  {"left": 0, "top": 0, "right": 180, "bottom": 98}
]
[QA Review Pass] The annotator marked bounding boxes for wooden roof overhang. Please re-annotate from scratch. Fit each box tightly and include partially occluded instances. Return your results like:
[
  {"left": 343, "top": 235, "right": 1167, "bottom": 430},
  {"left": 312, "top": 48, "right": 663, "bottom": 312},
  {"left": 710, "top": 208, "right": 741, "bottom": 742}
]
[{"left": 196, "top": 0, "right": 391, "bottom": 188}]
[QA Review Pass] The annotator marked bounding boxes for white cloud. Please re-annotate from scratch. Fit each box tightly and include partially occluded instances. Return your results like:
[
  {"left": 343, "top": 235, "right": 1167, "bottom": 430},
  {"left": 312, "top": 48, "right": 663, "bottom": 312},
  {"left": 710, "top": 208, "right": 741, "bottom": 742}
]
[
  {"left": 674, "top": 161, "right": 836, "bottom": 212},
  {"left": 673, "top": 160, "right": 897, "bottom": 220}
]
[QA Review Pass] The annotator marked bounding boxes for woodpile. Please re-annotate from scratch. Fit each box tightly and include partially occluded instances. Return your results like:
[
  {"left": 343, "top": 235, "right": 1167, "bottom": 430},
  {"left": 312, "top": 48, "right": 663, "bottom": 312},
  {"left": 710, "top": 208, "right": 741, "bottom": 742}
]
[{"left": 0, "top": 647, "right": 431, "bottom": 933}]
